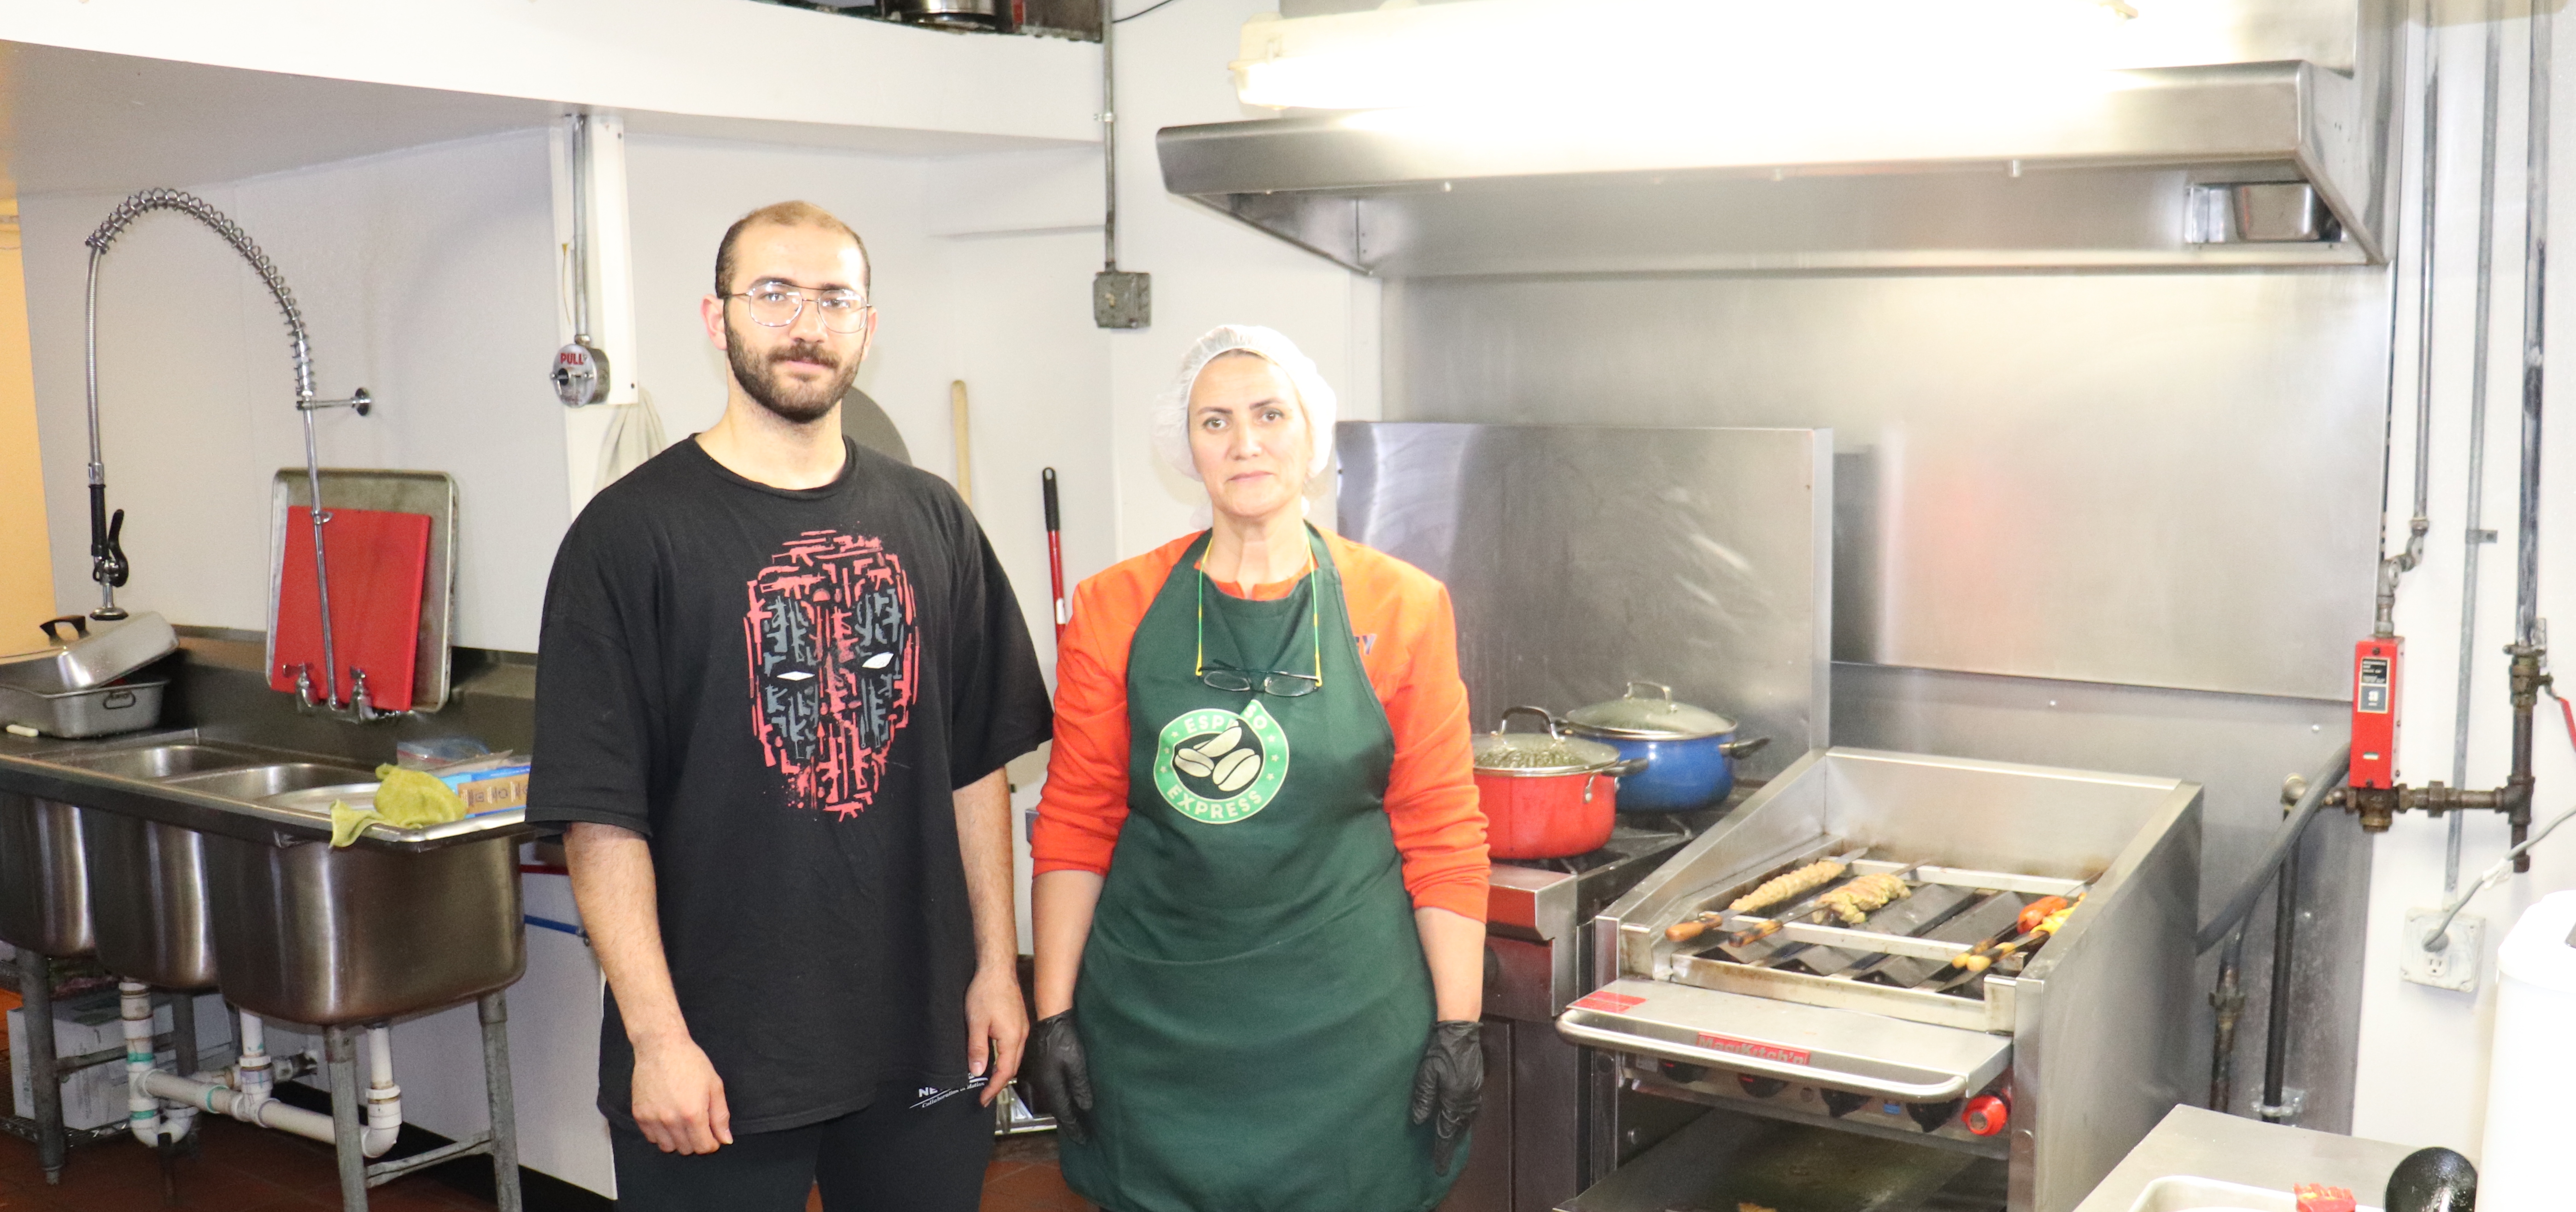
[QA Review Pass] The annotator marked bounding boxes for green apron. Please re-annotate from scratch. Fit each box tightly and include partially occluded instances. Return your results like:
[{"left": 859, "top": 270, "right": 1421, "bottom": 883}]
[{"left": 1060, "top": 527, "right": 1459, "bottom": 1212}]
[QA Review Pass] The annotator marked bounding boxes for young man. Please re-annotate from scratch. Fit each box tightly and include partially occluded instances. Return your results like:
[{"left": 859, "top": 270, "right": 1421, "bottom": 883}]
[{"left": 528, "top": 201, "right": 1051, "bottom": 1212}]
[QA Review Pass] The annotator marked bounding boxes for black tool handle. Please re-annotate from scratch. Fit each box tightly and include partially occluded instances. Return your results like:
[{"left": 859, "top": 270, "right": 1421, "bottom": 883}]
[
  {"left": 105, "top": 509, "right": 129, "bottom": 587},
  {"left": 1042, "top": 467, "right": 1061, "bottom": 530},
  {"left": 88, "top": 483, "right": 109, "bottom": 565}
]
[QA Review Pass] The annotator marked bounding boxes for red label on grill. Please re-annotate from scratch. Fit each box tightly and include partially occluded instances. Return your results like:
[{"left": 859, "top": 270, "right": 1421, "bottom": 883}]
[
  {"left": 1695, "top": 1032, "right": 1812, "bottom": 1066},
  {"left": 1570, "top": 991, "right": 1645, "bottom": 1012}
]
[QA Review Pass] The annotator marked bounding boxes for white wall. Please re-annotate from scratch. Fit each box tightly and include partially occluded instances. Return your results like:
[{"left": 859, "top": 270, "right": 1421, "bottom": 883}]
[
  {"left": 0, "top": 0, "right": 1099, "bottom": 148},
  {"left": 25, "top": 129, "right": 567, "bottom": 649},
  {"left": 2351, "top": 11, "right": 2576, "bottom": 1157},
  {"left": 1105, "top": 0, "right": 1382, "bottom": 556}
]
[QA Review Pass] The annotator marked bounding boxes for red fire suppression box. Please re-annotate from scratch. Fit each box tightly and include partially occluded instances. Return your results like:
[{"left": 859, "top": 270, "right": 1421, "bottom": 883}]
[{"left": 2352, "top": 638, "right": 2401, "bottom": 788}]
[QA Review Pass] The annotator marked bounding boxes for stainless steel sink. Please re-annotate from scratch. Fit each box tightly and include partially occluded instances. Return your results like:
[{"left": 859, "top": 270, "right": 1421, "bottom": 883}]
[
  {"left": 163, "top": 763, "right": 374, "bottom": 803},
  {"left": 0, "top": 790, "right": 91, "bottom": 958},
  {"left": 65, "top": 751, "right": 364, "bottom": 990},
  {"left": 0, "top": 735, "right": 532, "bottom": 1022},
  {"left": 55, "top": 743, "right": 267, "bottom": 781},
  {"left": 205, "top": 828, "right": 524, "bottom": 1025},
  {"left": 79, "top": 810, "right": 221, "bottom": 989}
]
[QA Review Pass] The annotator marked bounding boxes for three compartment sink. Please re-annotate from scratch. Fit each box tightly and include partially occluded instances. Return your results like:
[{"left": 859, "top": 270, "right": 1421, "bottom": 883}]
[
  {"left": 74, "top": 751, "right": 373, "bottom": 990},
  {"left": 0, "top": 734, "right": 528, "bottom": 1024}
]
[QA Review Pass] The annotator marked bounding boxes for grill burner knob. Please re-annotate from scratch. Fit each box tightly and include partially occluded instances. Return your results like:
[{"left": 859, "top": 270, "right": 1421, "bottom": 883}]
[
  {"left": 1656, "top": 1059, "right": 1706, "bottom": 1084},
  {"left": 1907, "top": 1097, "right": 1965, "bottom": 1132},
  {"left": 1963, "top": 1094, "right": 2010, "bottom": 1136},
  {"left": 1820, "top": 1088, "right": 1870, "bottom": 1118},
  {"left": 1736, "top": 1075, "right": 1788, "bottom": 1099}
]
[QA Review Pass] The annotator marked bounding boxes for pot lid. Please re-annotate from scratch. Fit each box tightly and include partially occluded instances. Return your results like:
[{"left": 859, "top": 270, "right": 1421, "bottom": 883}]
[
  {"left": 1472, "top": 706, "right": 1622, "bottom": 777},
  {"left": 1, "top": 612, "right": 177, "bottom": 692},
  {"left": 1564, "top": 682, "right": 1736, "bottom": 741}
]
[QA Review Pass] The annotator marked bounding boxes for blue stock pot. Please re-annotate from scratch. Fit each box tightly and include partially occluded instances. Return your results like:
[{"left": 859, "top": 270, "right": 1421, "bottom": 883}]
[{"left": 1560, "top": 682, "right": 1768, "bottom": 813}]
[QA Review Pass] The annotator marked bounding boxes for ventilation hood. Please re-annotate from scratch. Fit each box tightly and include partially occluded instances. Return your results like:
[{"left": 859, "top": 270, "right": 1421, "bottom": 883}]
[{"left": 1158, "top": 0, "right": 2396, "bottom": 275}]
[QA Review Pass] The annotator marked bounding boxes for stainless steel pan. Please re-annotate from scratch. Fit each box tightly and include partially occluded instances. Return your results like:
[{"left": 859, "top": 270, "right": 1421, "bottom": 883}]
[{"left": 0, "top": 665, "right": 166, "bottom": 738}]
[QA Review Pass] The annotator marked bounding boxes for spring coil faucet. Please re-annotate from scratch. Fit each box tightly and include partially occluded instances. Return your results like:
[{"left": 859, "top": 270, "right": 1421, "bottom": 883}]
[{"left": 82, "top": 188, "right": 376, "bottom": 709}]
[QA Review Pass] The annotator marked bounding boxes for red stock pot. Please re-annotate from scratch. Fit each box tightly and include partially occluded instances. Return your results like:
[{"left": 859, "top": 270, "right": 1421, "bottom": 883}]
[{"left": 1471, "top": 707, "right": 1649, "bottom": 860}]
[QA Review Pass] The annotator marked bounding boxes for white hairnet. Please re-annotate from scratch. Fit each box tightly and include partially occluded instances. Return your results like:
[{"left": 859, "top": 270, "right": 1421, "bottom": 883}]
[{"left": 1150, "top": 324, "right": 1338, "bottom": 483}]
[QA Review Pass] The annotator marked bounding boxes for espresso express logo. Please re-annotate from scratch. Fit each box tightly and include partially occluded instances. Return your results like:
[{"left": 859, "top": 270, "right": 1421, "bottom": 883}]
[{"left": 1153, "top": 700, "right": 1290, "bottom": 824}]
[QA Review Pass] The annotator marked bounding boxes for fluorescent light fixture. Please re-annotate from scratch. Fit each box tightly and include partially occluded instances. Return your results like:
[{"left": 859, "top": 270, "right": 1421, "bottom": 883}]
[{"left": 1232, "top": 0, "right": 2251, "bottom": 115}]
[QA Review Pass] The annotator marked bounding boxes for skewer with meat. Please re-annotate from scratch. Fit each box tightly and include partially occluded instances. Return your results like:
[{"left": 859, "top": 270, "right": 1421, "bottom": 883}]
[
  {"left": 1812, "top": 872, "right": 1909, "bottom": 926},
  {"left": 1955, "top": 899, "right": 2079, "bottom": 972},
  {"left": 1663, "top": 858, "right": 1848, "bottom": 941}
]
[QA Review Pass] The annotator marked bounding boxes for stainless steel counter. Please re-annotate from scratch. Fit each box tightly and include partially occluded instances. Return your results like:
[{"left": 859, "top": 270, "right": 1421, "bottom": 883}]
[
  {"left": 2073, "top": 1106, "right": 2423, "bottom": 1212},
  {"left": 0, "top": 729, "right": 524, "bottom": 851}
]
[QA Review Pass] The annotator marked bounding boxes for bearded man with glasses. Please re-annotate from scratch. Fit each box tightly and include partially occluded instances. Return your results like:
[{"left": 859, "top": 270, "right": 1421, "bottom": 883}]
[{"left": 528, "top": 200, "right": 1052, "bottom": 1212}]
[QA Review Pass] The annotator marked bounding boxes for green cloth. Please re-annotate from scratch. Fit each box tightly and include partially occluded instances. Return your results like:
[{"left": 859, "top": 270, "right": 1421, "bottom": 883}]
[
  {"left": 1060, "top": 527, "right": 1459, "bottom": 1212},
  {"left": 328, "top": 764, "right": 467, "bottom": 847}
]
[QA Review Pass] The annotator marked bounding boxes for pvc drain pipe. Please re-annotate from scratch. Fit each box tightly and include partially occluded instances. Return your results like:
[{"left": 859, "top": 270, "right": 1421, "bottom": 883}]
[
  {"left": 120, "top": 991, "right": 399, "bottom": 1156},
  {"left": 120, "top": 983, "right": 194, "bottom": 1147},
  {"left": 363, "top": 1026, "right": 402, "bottom": 1156}
]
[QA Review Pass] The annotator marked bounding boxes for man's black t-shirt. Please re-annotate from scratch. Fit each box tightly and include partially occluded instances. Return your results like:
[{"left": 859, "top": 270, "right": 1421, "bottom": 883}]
[{"left": 527, "top": 436, "right": 1052, "bottom": 1135}]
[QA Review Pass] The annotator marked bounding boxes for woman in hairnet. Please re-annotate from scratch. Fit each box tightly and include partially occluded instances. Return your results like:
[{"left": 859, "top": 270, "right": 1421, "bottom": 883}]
[{"left": 1022, "top": 325, "right": 1489, "bottom": 1212}]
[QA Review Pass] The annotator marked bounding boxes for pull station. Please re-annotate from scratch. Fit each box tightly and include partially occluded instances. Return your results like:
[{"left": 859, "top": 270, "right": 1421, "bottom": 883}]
[
  {"left": 2351, "top": 637, "right": 2401, "bottom": 789},
  {"left": 553, "top": 339, "right": 608, "bottom": 407}
]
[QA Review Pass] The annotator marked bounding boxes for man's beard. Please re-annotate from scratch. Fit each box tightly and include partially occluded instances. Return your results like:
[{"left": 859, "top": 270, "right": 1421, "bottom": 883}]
[{"left": 727, "top": 320, "right": 860, "bottom": 424}]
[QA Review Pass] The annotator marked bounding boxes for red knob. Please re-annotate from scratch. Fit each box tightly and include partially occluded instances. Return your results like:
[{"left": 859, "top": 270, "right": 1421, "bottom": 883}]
[{"left": 1963, "top": 1094, "right": 2009, "bottom": 1136}]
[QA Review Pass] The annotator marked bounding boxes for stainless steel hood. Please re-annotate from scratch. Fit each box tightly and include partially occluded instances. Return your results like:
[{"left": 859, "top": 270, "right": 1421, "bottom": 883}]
[{"left": 1158, "top": 6, "right": 2396, "bottom": 275}]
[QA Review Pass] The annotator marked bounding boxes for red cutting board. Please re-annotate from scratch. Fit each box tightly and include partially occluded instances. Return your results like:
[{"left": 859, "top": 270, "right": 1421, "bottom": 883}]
[{"left": 270, "top": 506, "right": 430, "bottom": 710}]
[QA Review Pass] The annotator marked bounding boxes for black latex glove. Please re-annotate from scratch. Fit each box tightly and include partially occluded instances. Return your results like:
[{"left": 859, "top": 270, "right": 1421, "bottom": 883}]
[
  {"left": 1024, "top": 1012, "right": 1095, "bottom": 1143},
  {"left": 1409, "top": 1020, "right": 1483, "bottom": 1174}
]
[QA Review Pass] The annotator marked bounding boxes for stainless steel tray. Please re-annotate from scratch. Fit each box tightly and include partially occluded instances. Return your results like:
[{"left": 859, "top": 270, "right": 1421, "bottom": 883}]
[
  {"left": 1559, "top": 1106, "right": 1989, "bottom": 1212},
  {"left": 0, "top": 668, "right": 167, "bottom": 739},
  {"left": 1558, "top": 978, "right": 2013, "bottom": 1102},
  {"left": 265, "top": 469, "right": 459, "bottom": 712}
]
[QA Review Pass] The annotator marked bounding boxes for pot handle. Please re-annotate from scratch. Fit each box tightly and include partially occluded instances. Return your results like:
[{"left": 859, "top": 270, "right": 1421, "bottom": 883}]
[
  {"left": 37, "top": 616, "right": 89, "bottom": 645},
  {"left": 1602, "top": 757, "right": 1653, "bottom": 779},
  {"left": 1496, "top": 705, "right": 1562, "bottom": 737},
  {"left": 1625, "top": 681, "right": 1673, "bottom": 702},
  {"left": 1722, "top": 736, "right": 1771, "bottom": 759}
]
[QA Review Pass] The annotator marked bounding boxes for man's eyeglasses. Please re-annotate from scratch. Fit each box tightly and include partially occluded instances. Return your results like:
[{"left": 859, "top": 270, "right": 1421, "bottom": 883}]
[{"left": 728, "top": 280, "right": 873, "bottom": 334}]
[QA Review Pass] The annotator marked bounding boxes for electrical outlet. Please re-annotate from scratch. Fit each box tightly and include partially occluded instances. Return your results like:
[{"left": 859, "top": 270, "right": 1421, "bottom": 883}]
[{"left": 2399, "top": 907, "right": 2484, "bottom": 992}]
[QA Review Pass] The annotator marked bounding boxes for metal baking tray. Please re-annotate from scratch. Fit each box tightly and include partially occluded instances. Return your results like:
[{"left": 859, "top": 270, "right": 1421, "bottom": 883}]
[
  {"left": 1559, "top": 1106, "right": 1995, "bottom": 1212},
  {"left": 265, "top": 469, "right": 459, "bottom": 712},
  {"left": 0, "top": 669, "right": 167, "bottom": 738}
]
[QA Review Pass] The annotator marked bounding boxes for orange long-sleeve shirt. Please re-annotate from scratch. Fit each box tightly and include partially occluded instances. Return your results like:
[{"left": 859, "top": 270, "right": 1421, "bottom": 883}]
[{"left": 1032, "top": 530, "right": 1490, "bottom": 921}]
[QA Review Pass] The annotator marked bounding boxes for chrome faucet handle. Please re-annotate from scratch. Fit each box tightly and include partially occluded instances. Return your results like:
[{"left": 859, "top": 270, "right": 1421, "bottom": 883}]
[
  {"left": 349, "top": 669, "right": 378, "bottom": 723},
  {"left": 290, "top": 664, "right": 319, "bottom": 713}
]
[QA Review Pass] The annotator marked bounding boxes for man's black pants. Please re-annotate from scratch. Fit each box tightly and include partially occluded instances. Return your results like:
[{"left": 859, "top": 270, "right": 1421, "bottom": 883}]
[{"left": 609, "top": 1083, "right": 994, "bottom": 1211}]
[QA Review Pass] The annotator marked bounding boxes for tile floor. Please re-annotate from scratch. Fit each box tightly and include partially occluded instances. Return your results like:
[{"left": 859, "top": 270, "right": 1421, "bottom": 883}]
[{"left": 0, "top": 1118, "right": 1089, "bottom": 1212}]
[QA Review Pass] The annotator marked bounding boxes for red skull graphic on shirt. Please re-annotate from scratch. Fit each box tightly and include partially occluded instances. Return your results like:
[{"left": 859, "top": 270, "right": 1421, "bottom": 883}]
[{"left": 743, "top": 530, "right": 919, "bottom": 816}]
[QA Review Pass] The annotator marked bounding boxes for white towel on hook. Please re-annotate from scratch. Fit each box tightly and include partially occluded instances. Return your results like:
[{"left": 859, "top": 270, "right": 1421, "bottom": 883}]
[{"left": 594, "top": 387, "right": 667, "bottom": 492}]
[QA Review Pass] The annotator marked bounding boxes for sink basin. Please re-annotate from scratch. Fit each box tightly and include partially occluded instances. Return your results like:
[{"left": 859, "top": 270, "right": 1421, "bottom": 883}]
[
  {"left": 53, "top": 743, "right": 270, "bottom": 781},
  {"left": 162, "top": 763, "right": 375, "bottom": 803},
  {"left": 79, "top": 810, "right": 220, "bottom": 989},
  {"left": 205, "top": 827, "right": 524, "bottom": 1025},
  {"left": 60, "top": 751, "right": 359, "bottom": 990},
  {"left": 0, "top": 790, "right": 91, "bottom": 958}
]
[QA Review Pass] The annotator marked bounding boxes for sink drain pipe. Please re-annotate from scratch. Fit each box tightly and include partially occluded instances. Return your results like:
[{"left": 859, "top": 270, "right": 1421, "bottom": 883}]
[
  {"left": 120, "top": 987, "right": 400, "bottom": 1156},
  {"left": 120, "top": 983, "right": 196, "bottom": 1147}
]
